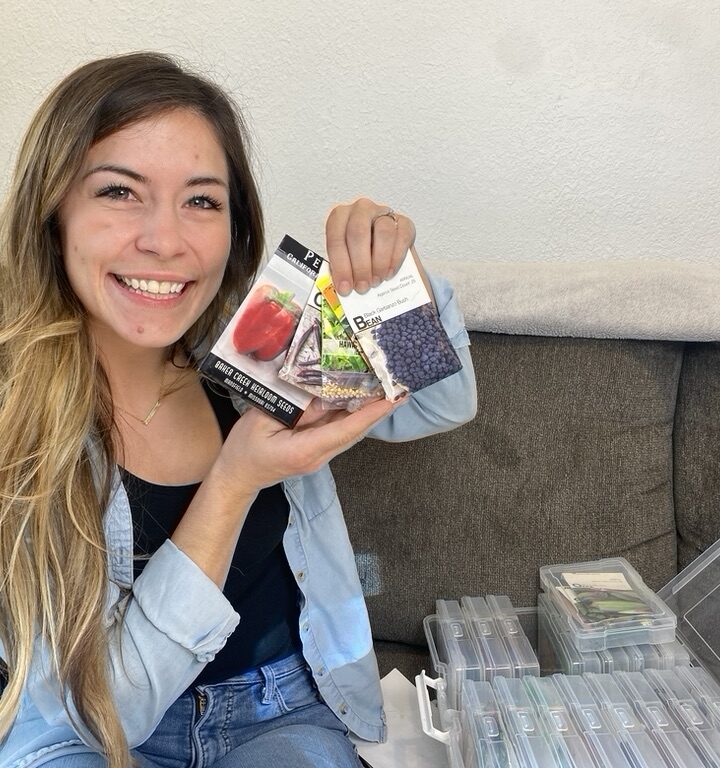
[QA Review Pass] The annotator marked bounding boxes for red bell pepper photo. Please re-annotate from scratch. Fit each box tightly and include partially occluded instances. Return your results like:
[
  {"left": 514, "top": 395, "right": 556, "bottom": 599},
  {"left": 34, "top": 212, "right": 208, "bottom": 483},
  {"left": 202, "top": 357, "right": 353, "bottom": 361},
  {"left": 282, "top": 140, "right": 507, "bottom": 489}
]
[{"left": 232, "top": 284, "right": 302, "bottom": 361}]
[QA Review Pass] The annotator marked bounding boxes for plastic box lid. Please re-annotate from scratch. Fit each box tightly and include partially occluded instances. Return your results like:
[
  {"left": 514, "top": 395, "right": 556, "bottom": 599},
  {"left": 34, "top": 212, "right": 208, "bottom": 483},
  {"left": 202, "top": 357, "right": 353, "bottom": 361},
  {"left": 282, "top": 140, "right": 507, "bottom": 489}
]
[
  {"left": 658, "top": 535, "right": 720, "bottom": 684},
  {"left": 522, "top": 676, "right": 596, "bottom": 767},
  {"left": 613, "top": 670, "right": 706, "bottom": 768},
  {"left": 430, "top": 600, "right": 487, "bottom": 711},
  {"left": 492, "top": 676, "right": 559, "bottom": 767},
  {"left": 485, "top": 595, "right": 540, "bottom": 679},
  {"left": 459, "top": 680, "right": 519, "bottom": 768},
  {"left": 459, "top": 596, "right": 513, "bottom": 681},
  {"left": 539, "top": 556, "right": 677, "bottom": 651},
  {"left": 550, "top": 674, "right": 637, "bottom": 767}
]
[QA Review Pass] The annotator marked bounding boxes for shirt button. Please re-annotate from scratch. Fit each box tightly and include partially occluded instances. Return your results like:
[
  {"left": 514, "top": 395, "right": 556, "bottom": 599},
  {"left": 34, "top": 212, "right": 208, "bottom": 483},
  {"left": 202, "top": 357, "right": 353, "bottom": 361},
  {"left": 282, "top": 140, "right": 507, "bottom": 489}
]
[
  {"left": 288, "top": 514, "right": 295, "bottom": 526},
  {"left": 316, "top": 666, "right": 326, "bottom": 677},
  {"left": 296, "top": 570, "right": 305, "bottom": 581},
  {"left": 302, "top": 623, "right": 309, "bottom": 633},
  {"left": 339, "top": 702, "right": 348, "bottom": 715}
]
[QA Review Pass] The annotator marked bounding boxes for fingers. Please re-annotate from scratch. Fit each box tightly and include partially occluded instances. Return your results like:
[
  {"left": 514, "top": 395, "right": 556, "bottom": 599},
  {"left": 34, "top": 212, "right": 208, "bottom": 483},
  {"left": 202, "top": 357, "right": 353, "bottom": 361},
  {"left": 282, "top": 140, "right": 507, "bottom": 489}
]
[
  {"left": 326, "top": 199, "right": 382, "bottom": 294},
  {"left": 228, "top": 396, "right": 397, "bottom": 481},
  {"left": 293, "top": 397, "right": 397, "bottom": 467},
  {"left": 326, "top": 197, "right": 416, "bottom": 295}
]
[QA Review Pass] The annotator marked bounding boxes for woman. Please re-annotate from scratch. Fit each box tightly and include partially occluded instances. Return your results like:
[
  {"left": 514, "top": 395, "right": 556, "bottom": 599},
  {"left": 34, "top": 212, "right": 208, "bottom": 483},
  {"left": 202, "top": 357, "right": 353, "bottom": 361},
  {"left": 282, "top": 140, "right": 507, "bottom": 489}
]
[{"left": 0, "top": 52, "right": 476, "bottom": 767}]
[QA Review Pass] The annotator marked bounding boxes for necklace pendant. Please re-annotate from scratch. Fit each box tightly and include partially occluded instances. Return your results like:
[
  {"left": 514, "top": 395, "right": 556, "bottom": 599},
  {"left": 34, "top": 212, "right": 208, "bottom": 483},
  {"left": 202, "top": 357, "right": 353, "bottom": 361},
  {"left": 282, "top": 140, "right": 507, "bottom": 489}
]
[{"left": 141, "top": 399, "right": 162, "bottom": 426}]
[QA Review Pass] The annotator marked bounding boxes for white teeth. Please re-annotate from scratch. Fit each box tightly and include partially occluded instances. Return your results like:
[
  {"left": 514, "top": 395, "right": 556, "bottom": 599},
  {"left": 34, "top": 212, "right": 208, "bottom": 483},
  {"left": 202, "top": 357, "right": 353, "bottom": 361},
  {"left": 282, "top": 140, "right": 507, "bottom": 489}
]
[{"left": 117, "top": 275, "right": 185, "bottom": 295}]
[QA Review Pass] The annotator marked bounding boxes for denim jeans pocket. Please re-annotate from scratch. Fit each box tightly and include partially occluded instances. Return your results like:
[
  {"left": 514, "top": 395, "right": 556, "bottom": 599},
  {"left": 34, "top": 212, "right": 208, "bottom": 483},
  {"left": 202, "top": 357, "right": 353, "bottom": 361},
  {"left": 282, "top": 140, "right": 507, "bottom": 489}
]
[{"left": 272, "top": 663, "right": 321, "bottom": 714}]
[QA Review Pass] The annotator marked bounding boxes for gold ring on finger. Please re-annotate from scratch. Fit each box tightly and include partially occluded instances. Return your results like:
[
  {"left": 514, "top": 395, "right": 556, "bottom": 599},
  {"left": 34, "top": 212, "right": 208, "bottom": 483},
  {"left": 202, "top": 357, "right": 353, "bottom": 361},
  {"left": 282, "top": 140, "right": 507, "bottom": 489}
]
[{"left": 371, "top": 207, "right": 399, "bottom": 227}]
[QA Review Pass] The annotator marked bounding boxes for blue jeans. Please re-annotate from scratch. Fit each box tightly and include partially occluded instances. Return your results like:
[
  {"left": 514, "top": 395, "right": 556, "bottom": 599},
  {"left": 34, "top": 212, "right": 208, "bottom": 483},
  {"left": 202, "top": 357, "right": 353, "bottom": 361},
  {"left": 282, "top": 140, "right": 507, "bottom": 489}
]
[{"left": 47, "top": 653, "right": 363, "bottom": 767}]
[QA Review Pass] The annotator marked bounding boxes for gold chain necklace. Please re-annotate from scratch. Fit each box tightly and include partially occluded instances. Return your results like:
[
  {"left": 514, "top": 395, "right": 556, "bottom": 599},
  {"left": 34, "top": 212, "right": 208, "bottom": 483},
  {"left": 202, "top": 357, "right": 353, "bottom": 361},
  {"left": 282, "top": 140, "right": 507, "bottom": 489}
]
[{"left": 116, "top": 367, "right": 167, "bottom": 427}]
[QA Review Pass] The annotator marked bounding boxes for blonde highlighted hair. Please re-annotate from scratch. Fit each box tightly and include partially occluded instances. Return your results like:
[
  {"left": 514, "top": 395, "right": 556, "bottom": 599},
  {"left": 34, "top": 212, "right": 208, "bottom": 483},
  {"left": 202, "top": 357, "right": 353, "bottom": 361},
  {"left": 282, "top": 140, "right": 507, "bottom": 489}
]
[{"left": 0, "top": 52, "right": 264, "bottom": 766}]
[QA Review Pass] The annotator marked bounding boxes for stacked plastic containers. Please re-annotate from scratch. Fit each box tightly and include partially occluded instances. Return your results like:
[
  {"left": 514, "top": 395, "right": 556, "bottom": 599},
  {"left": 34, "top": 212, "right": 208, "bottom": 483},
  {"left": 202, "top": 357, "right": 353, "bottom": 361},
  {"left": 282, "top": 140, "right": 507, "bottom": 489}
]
[
  {"left": 539, "top": 558, "right": 690, "bottom": 675},
  {"left": 417, "top": 542, "right": 720, "bottom": 767},
  {"left": 424, "top": 667, "right": 720, "bottom": 768},
  {"left": 421, "top": 594, "right": 541, "bottom": 768},
  {"left": 425, "top": 596, "right": 540, "bottom": 711}
]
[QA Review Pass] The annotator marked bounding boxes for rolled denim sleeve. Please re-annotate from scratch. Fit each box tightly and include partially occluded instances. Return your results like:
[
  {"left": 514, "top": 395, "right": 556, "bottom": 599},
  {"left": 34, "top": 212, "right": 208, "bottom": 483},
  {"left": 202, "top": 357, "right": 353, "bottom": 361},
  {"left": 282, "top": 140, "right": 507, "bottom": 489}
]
[
  {"left": 129, "top": 539, "right": 239, "bottom": 663},
  {"left": 369, "top": 270, "right": 477, "bottom": 442},
  {"left": 29, "top": 539, "right": 239, "bottom": 749}
]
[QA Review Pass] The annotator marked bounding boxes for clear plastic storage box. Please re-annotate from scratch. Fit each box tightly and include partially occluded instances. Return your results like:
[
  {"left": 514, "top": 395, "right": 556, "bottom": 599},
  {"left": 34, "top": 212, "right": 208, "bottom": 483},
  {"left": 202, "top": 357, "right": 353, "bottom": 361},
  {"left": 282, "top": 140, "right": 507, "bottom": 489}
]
[
  {"left": 658, "top": 538, "right": 720, "bottom": 685},
  {"left": 539, "top": 592, "right": 691, "bottom": 676},
  {"left": 539, "top": 556, "right": 677, "bottom": 652},
  {"left": 417, "top": 538, "right": 720, "bottom": 767},
  {"left": 425, "top": 598, "right": 540, "bottom": 710}
]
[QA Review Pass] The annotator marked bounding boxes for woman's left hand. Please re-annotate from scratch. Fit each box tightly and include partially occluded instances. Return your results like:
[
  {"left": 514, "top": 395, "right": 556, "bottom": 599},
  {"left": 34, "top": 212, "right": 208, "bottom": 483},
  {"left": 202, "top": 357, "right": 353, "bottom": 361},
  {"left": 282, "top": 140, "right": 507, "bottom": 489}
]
[{"left": 325, "top": 197, "right": 416, "bottom": 296}]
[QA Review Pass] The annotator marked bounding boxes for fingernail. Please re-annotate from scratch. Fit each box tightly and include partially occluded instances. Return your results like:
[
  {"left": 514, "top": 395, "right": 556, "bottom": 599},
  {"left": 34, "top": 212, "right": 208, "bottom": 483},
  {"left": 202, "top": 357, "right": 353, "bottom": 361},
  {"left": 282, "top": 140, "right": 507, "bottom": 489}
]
[
  {"left": 337, "top": 280, "right": 352, "bottom": 296},
  {"left": 355, "top": 280, "right": 369, "bottom": 294},
  {"left": 370, "top": 275, "right": 382, "bottom": 288},
  {"left": 385, "top": 267, "right": 396, "bottom": 280}
]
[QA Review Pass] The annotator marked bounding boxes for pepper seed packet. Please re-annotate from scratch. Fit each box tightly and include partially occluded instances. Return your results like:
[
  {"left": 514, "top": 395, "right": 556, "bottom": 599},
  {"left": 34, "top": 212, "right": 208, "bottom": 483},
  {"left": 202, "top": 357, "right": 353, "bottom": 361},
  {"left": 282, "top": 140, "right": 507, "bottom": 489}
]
[
  {"left": 338, "top": 252, "right": 462, "bottom": 400},
  {"left": 201, "top": 235, "right": 322, "bottom": 427}
]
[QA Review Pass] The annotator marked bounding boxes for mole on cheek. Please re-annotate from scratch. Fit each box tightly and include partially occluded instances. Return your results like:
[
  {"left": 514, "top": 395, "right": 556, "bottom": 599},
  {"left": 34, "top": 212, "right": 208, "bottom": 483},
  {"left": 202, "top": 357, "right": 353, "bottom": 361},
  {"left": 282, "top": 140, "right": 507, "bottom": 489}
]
[{"left": 136, "top": 326, "right": 144, "bottom": 335}]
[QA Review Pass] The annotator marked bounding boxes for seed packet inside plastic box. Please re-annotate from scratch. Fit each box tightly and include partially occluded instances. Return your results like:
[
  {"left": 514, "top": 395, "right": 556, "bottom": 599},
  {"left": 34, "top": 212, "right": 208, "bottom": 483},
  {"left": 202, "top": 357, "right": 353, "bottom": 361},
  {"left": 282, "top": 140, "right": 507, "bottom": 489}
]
[
  {"left": 201, "top": 235, "right": 322, "bottom": 427},
  {"left": 338, "top": 251, "right": 462, "bottom": 400},
  {"left": 539, "top": 556, "right": 676, "bottom": 651}
]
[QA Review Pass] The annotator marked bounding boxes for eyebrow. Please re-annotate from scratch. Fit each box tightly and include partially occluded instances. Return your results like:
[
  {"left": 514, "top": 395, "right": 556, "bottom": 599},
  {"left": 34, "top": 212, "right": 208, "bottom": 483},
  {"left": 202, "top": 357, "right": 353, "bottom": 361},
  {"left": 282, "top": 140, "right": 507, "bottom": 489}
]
[
  {"left": 84, "top": 164, "right": 147, "bottom": 183},
  {"left": 83, "top": 164, "right": 228, "bottom": 189},
  {"left": 187, "top": 176, "right": 229, "bottom": 190}
]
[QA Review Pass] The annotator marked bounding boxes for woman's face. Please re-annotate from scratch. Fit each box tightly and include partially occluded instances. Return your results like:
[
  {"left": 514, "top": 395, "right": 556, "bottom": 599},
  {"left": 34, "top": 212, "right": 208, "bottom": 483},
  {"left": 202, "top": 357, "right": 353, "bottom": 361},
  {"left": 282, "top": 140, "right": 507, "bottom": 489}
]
[{"left": 58, "top": 108, "right": 232, "bottom": 355}]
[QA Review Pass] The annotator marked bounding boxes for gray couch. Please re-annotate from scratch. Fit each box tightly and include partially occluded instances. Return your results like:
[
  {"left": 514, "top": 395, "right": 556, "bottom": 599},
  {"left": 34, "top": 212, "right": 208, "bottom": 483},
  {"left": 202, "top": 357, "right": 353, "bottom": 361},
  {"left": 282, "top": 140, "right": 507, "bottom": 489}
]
[{"left": 330, "top": 332, "right": 720, "bottom": 681}]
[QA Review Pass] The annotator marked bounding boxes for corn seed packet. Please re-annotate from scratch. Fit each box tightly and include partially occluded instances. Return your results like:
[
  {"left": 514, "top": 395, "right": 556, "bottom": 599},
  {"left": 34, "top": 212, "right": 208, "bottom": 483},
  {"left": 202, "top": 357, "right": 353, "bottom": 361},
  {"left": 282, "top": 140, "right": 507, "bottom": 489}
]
[{"left": 315, "top": 262, "right": 383, "bottom": 410}]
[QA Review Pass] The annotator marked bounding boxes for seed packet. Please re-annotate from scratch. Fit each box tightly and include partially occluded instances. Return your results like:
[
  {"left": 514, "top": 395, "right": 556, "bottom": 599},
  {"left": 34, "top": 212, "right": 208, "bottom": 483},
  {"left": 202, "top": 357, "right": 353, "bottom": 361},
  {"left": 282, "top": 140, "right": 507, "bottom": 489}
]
[
  {"left": 338, "top": 251, "right": 462, "bottom": 400},
  {"left": 201, "top": 235, "right": 322, "bottom": 427},
  {"left": 277, "top": 279, "right": 323, "bottom": 397},
  {"left": 315, "top": 262, "right": 383, "bottom": 410}
]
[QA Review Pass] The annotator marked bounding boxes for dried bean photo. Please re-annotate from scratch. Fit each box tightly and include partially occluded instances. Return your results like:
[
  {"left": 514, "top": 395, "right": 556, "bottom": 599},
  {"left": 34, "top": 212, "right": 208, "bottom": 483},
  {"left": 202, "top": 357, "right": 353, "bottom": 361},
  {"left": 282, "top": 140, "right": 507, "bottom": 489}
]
[{"left": 371, "top": 304, "right": 462, "bottom": 392}]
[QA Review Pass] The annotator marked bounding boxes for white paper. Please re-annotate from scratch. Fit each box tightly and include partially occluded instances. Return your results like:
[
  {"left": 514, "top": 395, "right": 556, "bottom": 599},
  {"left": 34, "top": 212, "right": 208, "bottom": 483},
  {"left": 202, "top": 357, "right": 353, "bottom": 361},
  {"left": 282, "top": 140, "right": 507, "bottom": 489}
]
[
  {"left": 351, "top": 669, "right": 449, "bottom": 768},
  {"left": 561, "top": 571, "right": 632, "bottom": 590}
]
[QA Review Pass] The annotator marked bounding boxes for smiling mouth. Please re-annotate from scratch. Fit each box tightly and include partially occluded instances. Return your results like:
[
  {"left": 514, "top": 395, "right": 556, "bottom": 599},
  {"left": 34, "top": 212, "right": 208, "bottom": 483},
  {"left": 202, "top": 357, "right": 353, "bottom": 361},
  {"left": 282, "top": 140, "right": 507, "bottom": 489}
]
[{"left": 115, "top": 274, "right": 187, "bottom": 298}]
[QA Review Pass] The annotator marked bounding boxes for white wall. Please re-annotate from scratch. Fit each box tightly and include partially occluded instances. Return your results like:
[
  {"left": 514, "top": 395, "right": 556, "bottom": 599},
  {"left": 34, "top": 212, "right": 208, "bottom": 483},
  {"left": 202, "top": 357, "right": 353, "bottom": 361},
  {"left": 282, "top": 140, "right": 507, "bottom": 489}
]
[{"left": 2, "top": 1, "right": 719, "bottom": 265}]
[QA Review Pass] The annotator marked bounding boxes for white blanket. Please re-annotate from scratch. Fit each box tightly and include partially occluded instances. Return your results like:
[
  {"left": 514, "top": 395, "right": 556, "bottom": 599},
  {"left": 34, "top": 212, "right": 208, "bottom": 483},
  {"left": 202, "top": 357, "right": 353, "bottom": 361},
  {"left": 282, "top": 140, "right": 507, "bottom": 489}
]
[{"left": 426, "top": 258, "right": 720, "bottom": 342}]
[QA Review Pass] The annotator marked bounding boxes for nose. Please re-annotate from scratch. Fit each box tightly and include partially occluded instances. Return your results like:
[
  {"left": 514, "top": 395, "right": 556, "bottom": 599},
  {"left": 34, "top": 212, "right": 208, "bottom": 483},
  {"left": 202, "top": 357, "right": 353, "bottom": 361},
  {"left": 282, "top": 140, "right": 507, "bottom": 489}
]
[{"left": 135, "top": 203, "right": 186, "bottom": 259}]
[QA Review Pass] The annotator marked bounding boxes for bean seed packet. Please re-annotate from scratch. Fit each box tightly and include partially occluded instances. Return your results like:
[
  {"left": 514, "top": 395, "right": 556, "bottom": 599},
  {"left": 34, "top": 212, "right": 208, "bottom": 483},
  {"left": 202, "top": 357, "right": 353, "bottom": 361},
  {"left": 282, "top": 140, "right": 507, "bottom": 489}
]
[
  {"left": 338, "top": 252, "right": 462, "bottom": 400},
  {"left": 201, "top": 235, "right": 322, "bottom": 427}
]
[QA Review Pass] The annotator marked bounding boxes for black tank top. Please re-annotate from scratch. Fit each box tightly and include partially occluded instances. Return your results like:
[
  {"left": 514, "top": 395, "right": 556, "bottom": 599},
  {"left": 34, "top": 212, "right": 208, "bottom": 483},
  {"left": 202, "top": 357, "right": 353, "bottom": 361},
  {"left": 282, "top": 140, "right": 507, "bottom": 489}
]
[{"left": 121, "top": 381, "right": 301, "bottom": 684}]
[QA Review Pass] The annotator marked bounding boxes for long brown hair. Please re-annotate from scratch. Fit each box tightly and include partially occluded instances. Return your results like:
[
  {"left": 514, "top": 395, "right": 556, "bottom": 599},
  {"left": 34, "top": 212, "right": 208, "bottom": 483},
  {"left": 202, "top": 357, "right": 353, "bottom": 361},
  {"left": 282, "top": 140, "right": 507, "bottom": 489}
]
[{"left": 0, "top": 52, "right": 264, "bottom": 766}]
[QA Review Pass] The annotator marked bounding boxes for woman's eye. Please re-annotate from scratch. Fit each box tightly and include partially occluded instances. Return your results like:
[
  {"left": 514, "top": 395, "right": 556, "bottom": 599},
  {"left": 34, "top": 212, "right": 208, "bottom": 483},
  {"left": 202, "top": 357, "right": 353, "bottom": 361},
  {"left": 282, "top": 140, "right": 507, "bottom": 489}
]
[
  {"left": 188, "top": 194, "right": 223, "bottom": 210},
  {"left": 96, "top": 184, "right": 133, "bottom": 201}
]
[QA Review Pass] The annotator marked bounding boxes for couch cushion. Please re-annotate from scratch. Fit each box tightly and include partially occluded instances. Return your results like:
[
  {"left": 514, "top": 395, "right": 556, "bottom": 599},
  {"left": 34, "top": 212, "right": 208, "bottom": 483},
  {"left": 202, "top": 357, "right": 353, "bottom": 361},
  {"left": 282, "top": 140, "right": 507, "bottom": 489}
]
[
  {"left": 674, "top": 342, "right": 720, "bottom": 569},
  {"left": 331, "top": 333, "right": 683, "bottom": 648}
]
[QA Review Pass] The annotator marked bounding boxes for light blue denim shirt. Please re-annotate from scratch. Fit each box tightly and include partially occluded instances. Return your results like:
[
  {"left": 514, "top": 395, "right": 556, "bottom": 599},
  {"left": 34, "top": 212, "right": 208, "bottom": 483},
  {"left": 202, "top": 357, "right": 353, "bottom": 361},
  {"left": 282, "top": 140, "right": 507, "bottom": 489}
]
[{"left": 0, "top": 273, "right": 476, "bottom": 767}]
